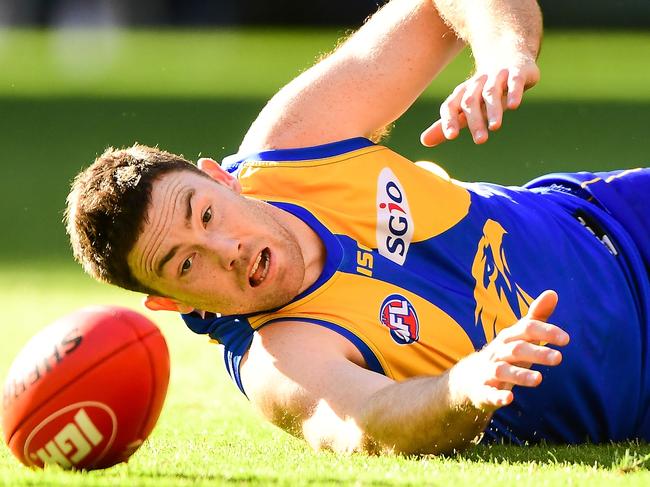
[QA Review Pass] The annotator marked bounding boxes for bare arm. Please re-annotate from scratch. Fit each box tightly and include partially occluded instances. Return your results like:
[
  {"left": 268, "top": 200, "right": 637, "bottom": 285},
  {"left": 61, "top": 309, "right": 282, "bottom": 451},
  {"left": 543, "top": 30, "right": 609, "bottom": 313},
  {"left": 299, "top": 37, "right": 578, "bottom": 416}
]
[
  {"left": 241, "top": 291, "right": 569, "bottom": 455},
  {"left": 239, "top": 0, "right": 543, "bottom": 153},
  {"left": 239, "top": 0, "right": 463, "bottom": 152}
]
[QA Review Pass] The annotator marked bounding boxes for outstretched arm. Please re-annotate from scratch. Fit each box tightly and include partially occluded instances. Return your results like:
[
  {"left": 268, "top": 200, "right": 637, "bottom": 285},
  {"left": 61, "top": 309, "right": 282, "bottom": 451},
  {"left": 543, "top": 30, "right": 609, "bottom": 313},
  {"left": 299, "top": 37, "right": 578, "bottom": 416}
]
[
  {"left": 239, "top": 0, "right": 542, "bottom": 153},
  {"left": 242, "top": 291, "right": 569, "bottom": 455}
]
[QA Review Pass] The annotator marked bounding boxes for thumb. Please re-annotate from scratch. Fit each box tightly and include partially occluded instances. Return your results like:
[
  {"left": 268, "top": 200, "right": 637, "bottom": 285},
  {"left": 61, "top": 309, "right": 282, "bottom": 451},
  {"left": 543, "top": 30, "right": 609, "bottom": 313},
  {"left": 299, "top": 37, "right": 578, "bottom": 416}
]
[{"left": 526, "top": 290, "right": 558, "bottom": 322}]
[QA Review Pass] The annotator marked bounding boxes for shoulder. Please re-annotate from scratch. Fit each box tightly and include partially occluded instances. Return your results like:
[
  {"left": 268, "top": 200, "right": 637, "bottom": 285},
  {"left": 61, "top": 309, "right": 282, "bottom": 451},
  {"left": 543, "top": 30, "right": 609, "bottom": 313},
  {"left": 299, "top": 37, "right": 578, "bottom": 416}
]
[
  {"left": 241, "top": 320, "right": 365, "bottom": 398},
  {"left": 240, "top": 320, "right": 389, "bottom": 448}
]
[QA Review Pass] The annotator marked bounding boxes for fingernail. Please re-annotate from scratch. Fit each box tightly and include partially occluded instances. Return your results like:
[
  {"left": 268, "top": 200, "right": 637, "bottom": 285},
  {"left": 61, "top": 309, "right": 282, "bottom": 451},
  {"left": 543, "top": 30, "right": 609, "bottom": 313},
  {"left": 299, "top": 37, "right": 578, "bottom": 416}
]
[
  {"left": 488, "top": 119, "right": 498, "bottom": 129},
  {"left": 474, "top": 130, "right": 485, "bottom": 142}
]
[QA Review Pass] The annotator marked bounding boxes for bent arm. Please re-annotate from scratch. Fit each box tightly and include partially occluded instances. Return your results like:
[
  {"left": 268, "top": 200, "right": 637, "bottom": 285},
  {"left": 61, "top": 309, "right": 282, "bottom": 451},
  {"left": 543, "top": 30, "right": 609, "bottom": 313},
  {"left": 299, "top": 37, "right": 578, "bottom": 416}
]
[
  {"left": 240, "top": 0, "right": 463, "bottom": 152},
  {"left": 240, "top": 0, "right": 543, "bottom": 153}
]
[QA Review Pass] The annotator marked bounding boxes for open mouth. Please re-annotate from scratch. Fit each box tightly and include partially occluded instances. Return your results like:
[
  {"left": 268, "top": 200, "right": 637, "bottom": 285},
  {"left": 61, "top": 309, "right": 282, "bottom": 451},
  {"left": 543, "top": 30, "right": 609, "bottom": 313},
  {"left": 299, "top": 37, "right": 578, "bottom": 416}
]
[{"left": 249, "top": 247, "right": 270, "bottom": 287}]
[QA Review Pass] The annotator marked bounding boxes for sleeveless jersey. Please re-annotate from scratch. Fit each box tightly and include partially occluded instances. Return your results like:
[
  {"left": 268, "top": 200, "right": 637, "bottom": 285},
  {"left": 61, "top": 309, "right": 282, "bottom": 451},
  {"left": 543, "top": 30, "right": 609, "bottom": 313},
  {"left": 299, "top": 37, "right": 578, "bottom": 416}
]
[{"left": 182, "top": 138, "right": 650, "bottom": 444}]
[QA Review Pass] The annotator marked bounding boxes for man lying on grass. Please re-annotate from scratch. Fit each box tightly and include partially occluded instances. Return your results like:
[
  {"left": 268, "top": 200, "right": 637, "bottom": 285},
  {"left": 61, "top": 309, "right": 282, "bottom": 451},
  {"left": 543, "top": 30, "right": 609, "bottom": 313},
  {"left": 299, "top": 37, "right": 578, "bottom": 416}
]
[{"left": 65, "top": 0, "right": 650, "bottom": 454}]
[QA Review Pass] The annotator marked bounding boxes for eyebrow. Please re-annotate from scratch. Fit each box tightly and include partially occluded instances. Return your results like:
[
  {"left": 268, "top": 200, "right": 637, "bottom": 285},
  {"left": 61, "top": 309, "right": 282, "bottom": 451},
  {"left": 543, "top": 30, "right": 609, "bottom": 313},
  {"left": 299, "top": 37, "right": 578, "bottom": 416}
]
[{"left": 154, "top": 188, "right": 194, "bottom": 277}]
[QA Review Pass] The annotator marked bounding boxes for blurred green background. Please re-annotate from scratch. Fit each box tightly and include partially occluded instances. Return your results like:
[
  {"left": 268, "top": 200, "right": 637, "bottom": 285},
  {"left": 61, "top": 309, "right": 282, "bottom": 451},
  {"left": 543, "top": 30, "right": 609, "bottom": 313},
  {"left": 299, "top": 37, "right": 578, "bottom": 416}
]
[
  {"left": 0, "top": 26, "right": 650, "bottom": 484},
  {"left": 1, "top": 29, "right": 649, "bottom": 267}
]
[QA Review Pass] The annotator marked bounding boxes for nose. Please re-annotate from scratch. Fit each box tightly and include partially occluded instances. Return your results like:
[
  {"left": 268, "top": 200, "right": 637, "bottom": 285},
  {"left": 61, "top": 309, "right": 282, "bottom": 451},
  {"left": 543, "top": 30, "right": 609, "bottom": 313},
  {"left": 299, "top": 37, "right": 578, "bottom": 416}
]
[{"left": 204, "top": 235, "right": 241, "bottom": 270}]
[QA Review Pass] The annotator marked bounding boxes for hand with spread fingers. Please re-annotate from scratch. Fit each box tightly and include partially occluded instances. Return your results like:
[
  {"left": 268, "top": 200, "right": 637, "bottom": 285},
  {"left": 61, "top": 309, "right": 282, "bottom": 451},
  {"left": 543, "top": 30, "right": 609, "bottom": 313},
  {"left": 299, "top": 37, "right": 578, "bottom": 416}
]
[
  {"left": 448, "top": 290, "right": 569, "bottom": 411},
  {"left": 421, "top": 58, "right": 540, "bottom": 147}
]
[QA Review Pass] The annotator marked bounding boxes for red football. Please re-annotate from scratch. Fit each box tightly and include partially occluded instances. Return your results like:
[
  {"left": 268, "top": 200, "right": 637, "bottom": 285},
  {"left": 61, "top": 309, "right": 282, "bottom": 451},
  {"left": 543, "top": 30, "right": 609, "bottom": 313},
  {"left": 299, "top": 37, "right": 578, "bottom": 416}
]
[{"left": 2, "top": 306, "right": 170, "bottom": 470}]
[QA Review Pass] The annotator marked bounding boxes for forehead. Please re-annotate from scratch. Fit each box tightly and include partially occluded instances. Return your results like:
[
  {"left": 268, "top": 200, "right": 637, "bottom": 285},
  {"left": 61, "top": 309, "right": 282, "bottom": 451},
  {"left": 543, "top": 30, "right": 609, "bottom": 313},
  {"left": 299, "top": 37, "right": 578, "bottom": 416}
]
[
  {"left": 131, "top": 170, "right": 215, "bottom": 249},
  {"left": 147, "top": 169, "right": 220, "bottom": 213},
  {"left": 151, "top": 168, "right": 211, "bottom": 199}
]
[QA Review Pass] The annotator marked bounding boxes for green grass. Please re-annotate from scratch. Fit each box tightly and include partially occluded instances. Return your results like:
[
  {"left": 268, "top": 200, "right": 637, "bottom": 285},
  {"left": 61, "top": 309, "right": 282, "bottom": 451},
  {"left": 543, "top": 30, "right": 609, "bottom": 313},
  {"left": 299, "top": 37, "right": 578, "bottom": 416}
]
[
  {"left": 1, "top": 28, "right": 650, "bottom": 485},
  {"left": 1, "top": 267, "right": 650, "bottom": 486},
  {"left": 1, "top": 269, "right": 650, "bottom": 487}
]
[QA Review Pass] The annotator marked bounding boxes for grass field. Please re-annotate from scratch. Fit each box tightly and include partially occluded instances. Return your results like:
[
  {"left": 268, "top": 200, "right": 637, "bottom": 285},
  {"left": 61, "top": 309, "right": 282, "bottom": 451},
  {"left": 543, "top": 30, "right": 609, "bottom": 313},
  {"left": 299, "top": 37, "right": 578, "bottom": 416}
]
[{"left": 1, "top": 28, "right": 650, "bottom": 485}]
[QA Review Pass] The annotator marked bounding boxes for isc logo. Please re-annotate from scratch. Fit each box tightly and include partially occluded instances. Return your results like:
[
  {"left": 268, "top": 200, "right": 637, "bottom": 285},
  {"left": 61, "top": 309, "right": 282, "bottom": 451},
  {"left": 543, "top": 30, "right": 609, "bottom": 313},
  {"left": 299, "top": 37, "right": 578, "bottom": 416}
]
[
  {"left": 356, "top": 243, "right": 374, "bottom": 277},
  {"left": 24, "top": 402, "right": 116, "bottom": 469},
  {"left": 376, "top": 167, "right": 414, "bottom": 266}
]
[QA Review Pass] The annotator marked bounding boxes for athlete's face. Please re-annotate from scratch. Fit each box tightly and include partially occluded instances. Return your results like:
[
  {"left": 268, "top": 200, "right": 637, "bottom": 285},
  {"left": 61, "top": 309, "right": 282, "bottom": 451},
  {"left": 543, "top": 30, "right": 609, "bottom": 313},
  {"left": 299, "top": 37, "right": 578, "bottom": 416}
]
[{"left": 128, "top": 162, "right": 307, "bottom": 315}]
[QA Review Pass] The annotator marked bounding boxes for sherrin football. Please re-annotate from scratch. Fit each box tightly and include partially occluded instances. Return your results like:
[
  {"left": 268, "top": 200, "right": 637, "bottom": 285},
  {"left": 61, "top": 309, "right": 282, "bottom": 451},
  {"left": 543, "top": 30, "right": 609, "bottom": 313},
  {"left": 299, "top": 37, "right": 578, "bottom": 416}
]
[{"left": 2, "top": 306, "right": 170, "bottom": 470}]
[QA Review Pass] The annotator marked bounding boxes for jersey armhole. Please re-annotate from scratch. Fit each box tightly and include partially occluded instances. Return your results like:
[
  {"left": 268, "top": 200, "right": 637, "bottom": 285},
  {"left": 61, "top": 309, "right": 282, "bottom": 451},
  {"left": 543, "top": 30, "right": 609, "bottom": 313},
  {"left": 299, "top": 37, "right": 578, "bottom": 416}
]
[{"left": 254, "top": 317, "right": 386, "bottom": 376}]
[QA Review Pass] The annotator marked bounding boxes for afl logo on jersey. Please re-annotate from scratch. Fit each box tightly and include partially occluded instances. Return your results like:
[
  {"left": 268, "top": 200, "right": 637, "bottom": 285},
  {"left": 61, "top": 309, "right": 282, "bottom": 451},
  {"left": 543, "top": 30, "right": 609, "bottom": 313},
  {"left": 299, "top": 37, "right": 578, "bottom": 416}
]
[
  {"left": 376, "top": 168, "right": 414, "bottom": 266},
  {"left": 379, "top": 294, "right": 420, "bottom": 345}
]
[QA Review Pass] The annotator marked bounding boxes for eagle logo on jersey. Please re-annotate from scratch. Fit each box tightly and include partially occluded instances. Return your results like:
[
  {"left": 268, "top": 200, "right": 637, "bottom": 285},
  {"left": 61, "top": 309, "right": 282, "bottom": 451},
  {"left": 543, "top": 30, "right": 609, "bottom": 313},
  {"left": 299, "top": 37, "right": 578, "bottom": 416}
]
[
  {"left": 376, "top": 168, "right": 414, "bottom": 266},
  {"left": 472, "top": 219, "right": 533, "bottom": 342},
  {"left": 379, "top": 294, "right": 419, "bottom": 345}
]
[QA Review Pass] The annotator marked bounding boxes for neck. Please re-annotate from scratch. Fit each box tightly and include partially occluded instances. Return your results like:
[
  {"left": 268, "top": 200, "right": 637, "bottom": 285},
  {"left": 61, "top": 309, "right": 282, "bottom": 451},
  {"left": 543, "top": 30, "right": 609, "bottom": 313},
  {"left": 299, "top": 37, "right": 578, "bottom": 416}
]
[{"left": 266, "top": 203, "right": 326, "bottom": 293}]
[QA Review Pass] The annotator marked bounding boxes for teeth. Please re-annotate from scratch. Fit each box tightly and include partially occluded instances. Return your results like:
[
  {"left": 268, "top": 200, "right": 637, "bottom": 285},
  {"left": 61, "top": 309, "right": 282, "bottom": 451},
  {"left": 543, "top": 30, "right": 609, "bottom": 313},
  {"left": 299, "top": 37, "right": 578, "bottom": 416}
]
[
  {"left": 260, "top": 252, "right": 269, "bottom": 281},
  {"left": 249, "top": 249, "right": 270, "bottom": 286},
  {"left": 250, "top": 252, "right": 262, "bottom": 278}
]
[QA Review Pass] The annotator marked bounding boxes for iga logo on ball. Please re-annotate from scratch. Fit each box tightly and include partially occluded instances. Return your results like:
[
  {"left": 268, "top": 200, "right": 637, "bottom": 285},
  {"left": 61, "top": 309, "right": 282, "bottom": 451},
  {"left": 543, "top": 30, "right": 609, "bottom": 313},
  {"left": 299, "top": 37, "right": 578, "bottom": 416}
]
[
  {"left": 379, "top": 294, "right": 419, "bottom": 345},
  {"left": 24, "top": 402, "right": 116, "bottom": 469},
  {"left": 2, "top": 306, "right": 170, "bottom": 470}
]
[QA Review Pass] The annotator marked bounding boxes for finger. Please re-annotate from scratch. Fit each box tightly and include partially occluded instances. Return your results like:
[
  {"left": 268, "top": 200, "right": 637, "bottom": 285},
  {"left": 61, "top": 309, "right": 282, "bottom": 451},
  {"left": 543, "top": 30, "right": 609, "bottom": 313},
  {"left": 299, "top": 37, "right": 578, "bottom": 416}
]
[
  {"left": 439, "top": 85, "right": 465, "bottom": 140},
  {"left": 492, "top": 361, "right": 543, "bottom": 388},
  {"left": 469, "top": 386, "right": 514, "bottom": 409},
  {"left": 420, "top": 113, "right": 468, "bottom": 147},
  {"left": 461, "top": 75, "right": 489, "bottom": 144},
  {"left": 420, "top": 120, "right": 445, "bottom": 147},
  {"left": 473, "top": 386, "right": 513, "bottom": 409},
  {"left": 506, "top": 68, "right": 526, "bottom": 110},
  {"left": 497, "top": 340, "right": 563, "bottom": 367},
  {"left": 504, "top": 319, "right": 570, "bottom": 347},
  {"left": 482, "top": 69, "right": 508, "bottom": 131},
  {"left": 526, "top": 290, "right": 558, "bottom": 322}
]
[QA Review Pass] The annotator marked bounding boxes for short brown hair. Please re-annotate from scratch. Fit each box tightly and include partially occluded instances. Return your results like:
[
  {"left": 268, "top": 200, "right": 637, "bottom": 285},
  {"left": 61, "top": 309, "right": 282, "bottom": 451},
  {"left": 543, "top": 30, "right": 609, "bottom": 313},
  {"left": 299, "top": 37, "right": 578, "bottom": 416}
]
[{"left": 65, "top": 144, "right": 204, "bottom": 294}]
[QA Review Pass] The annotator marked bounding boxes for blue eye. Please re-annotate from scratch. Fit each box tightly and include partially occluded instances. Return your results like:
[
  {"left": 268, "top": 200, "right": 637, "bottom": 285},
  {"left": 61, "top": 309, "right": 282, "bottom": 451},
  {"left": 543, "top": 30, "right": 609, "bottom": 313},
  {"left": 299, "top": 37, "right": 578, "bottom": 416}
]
[{"left": 202, "top": 207, "right": 212, "bottom": 226}]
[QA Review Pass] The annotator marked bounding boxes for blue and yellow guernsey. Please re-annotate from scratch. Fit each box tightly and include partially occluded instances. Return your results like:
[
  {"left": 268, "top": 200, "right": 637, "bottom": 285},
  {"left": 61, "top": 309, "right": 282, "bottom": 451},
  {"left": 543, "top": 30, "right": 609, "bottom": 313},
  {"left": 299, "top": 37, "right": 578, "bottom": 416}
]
[{"left": 183, "top": 138, "right": 650, "bottom": 444}]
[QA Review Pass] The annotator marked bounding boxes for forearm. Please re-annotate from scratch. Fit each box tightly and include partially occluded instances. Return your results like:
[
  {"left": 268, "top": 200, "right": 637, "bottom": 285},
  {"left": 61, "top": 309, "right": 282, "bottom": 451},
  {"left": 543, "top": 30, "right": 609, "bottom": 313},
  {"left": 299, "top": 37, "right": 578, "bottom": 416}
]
[
  {"left": 358, "top": 364, "right": 491, "bottom": 455},
  {"left": 433, "top": 0, "right": 542, "bottom": 66},
  {"left": 240, "top": 0, "right": 463, "bottom": 151}
]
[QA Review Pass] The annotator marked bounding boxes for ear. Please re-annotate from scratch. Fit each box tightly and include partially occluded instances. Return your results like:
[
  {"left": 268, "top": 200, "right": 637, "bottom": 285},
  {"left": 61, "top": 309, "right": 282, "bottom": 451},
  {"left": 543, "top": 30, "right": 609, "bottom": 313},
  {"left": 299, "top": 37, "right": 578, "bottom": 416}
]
[
  {"left": 144, "top": 295, "right": 194, "bottom": 314},
  {"left": 197, "top": 158, "right": 242, "bottom": 194}
]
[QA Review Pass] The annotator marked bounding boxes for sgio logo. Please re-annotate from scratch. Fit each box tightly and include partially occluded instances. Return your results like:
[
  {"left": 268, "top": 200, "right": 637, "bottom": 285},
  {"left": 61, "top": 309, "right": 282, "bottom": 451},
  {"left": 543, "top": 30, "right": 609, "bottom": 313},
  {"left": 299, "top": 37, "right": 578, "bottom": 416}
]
[
  {"left": 376, "top": 167, "right": 414, "bottom": 266},
  {"left": 24, "top": 402, "right": 116, "bottom": 469},
  {"left": 379, "top": 294, "right": 420, "bottom": 345}
]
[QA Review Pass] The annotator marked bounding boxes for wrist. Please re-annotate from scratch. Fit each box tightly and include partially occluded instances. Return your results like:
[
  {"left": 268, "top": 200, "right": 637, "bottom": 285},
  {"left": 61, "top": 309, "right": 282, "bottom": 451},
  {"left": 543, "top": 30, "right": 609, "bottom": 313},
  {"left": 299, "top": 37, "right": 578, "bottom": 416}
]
[
  {"left": 447, "top": 352, "right": 503, "bottom": 414},
  {"left": 447, "top": 353, "right": 479, "bottom": 409},
  {"left": 472, "top": 36, "right": 539, "bottom": 71}
]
